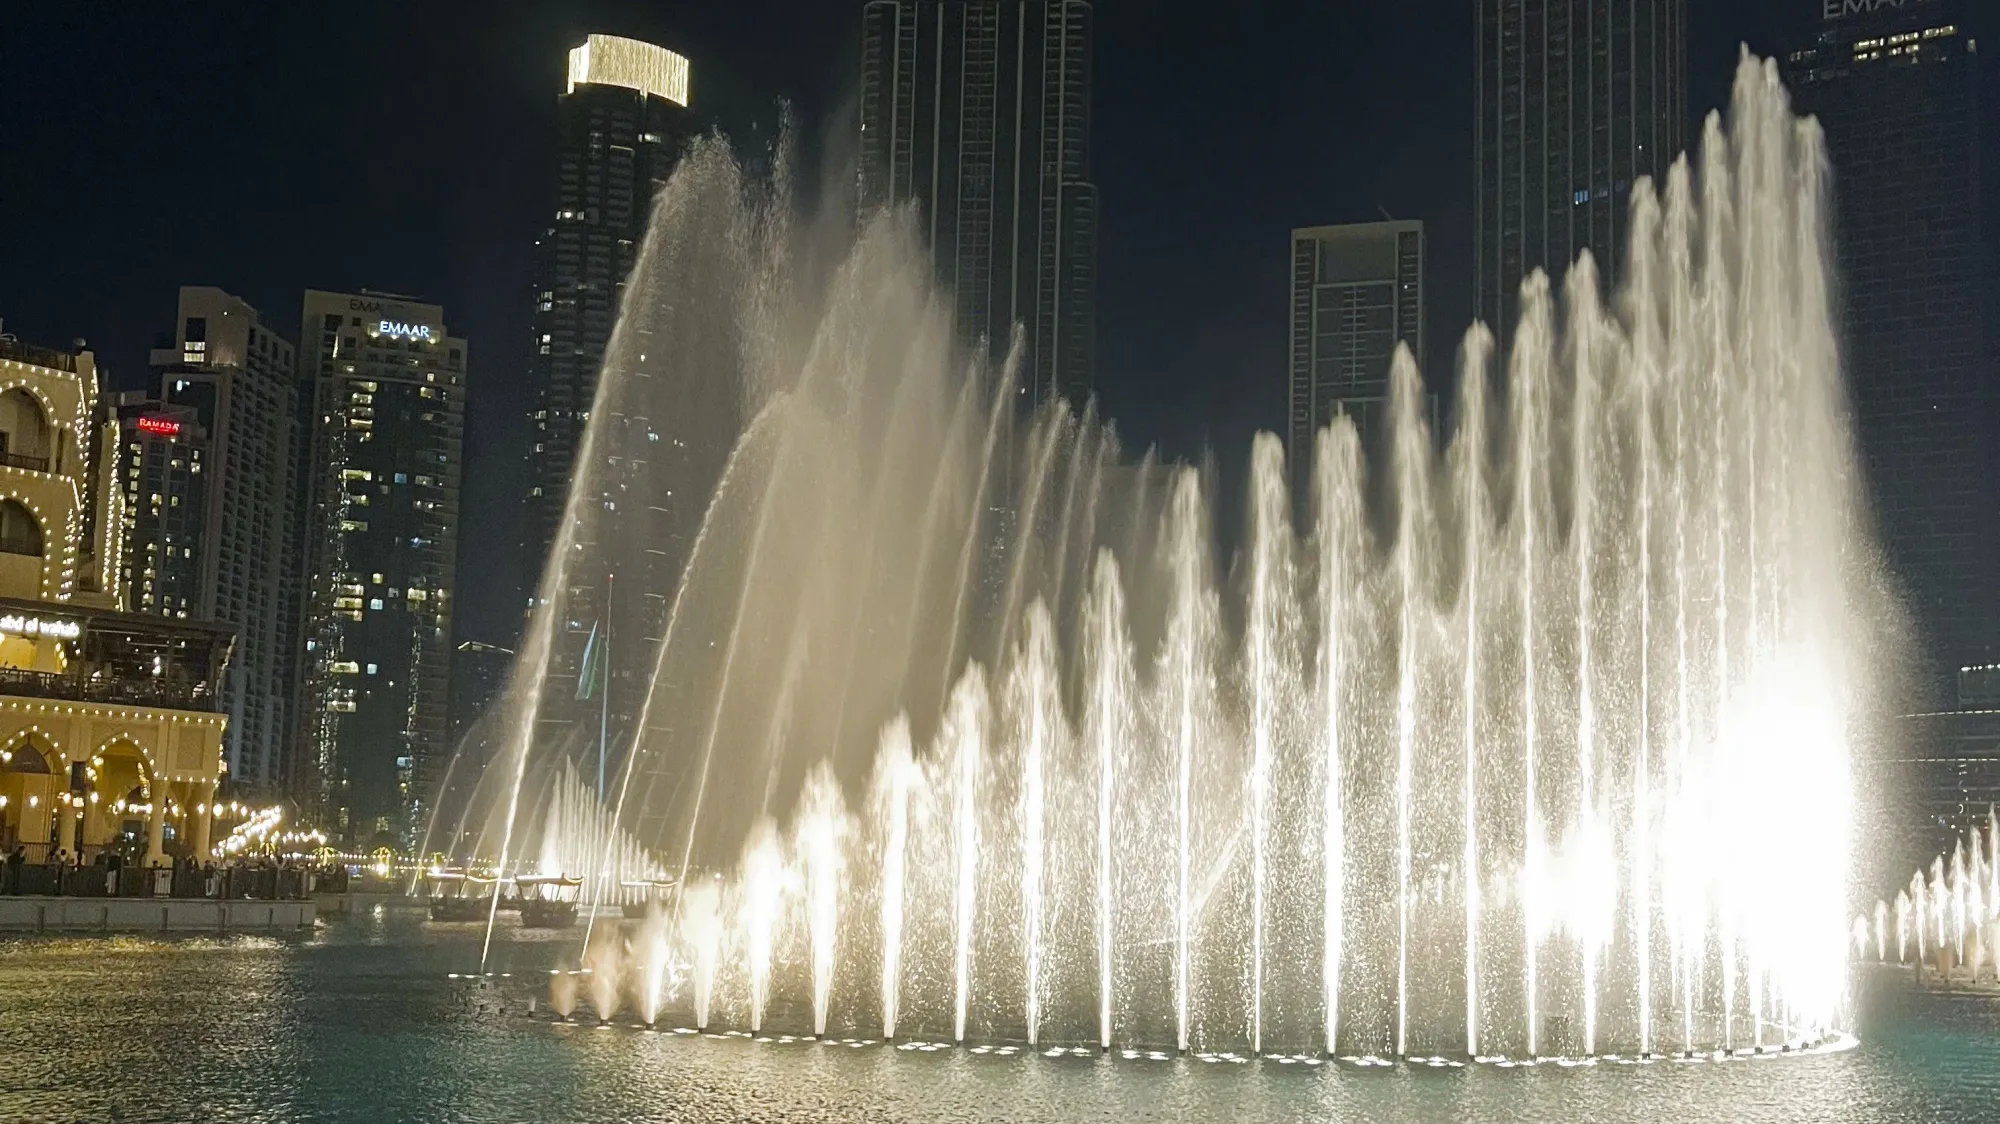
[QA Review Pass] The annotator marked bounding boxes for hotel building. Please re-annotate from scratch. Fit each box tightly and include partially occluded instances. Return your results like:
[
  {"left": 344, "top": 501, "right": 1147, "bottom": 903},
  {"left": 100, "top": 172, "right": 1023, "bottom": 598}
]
[{"left": 0, "top": 334, "right": 231, "bottom": 865}]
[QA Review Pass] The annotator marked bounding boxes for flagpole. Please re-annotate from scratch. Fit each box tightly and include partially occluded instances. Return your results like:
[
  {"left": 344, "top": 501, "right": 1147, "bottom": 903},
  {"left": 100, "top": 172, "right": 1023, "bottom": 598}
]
[{"left": 599, "top": 572, "right": 612, "bottom": 806}]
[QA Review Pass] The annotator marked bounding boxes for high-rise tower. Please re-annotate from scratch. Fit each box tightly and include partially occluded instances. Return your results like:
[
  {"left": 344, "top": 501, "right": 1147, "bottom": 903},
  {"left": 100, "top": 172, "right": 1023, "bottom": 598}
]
[
  {"left": 859, "top": 0, "right": 1097, "bottom": 408},
  {"left": 297, "top": 290, "right": 466, "bottom": 847},
  {"left": 520, "top": 35, "right": 698, "bottom": 778},
  {"left": 523, "top": 35, "right": 697, "bottom": 616},
  {"left": 132, "top": 287, "right": 302, "bottom": 795},
  {"left": 1783, "top": 0, "right": 1988, "bottom": 692},
  {"left": 1287, "top": 220, "right": 1426, "bottom": 498},
  {"left": 1474, "top": 0, "right": 1686, "bottom": 352}
]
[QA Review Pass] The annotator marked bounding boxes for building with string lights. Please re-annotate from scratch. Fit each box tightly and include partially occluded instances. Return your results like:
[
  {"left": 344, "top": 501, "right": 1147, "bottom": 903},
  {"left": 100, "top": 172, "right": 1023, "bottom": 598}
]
[{"left": 0, "top": 333, "right": 233, "bottom": 866}]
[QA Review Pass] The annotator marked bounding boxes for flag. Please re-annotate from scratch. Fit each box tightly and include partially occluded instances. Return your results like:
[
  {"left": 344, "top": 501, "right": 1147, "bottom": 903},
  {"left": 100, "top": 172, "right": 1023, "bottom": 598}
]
[{"left": 575, "top": 621, "right": 602, "bottom": 701}]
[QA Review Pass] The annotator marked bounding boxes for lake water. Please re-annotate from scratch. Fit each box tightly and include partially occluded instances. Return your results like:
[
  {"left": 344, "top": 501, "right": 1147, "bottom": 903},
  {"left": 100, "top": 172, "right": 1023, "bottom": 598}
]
[{"left": 2, "top": 908, "right": 1996, "bottom": 1123}]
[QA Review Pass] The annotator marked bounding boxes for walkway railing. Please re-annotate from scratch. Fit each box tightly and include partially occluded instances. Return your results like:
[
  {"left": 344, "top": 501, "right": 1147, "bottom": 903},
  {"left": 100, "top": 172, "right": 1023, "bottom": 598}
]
[
  {"left": 0, "top": 863, "right": 337, "bottom": 900},
  {"left": 0, "top": 667, "right": 220, "bottom": 711}
]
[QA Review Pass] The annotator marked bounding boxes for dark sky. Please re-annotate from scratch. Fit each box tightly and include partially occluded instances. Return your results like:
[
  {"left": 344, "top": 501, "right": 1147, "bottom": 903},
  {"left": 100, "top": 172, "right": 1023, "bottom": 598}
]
[{"left": 1, "top": 1, "right": 1987, "bottom": 648}]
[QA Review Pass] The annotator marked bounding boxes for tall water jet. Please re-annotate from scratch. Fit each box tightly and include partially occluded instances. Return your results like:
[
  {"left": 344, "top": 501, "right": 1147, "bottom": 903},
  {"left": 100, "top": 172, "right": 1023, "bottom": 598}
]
[
  {"left": 741, "top": 821, "right": 785, "bottom": 1034},
  {"left": 1454, "top": 327, "right": 1493, "bottom": 1058},
  {"left": 1246, "top": 433, "right": 1290, "bottom": 1054},
  {"left": 875, "top": 719, "right": 915, "bottom": 1039},
  {"left": 680, "top": 879, "right": 723, "bottom": 1030},
  {"left": 1085, "top": 550, "right": 1132, "bottom": 1051},
  {"left": 947, "top": 673, "right": 987, "bottom": 1044},
  {"left": 636, "top": 906, "right": 671, "bottom": 1026},
  {"left": 1317, "top": 421, "right": 1364, "bottom": 1056},
  {"left": 584, "top": 928, "right": 625, "bottom": 1024},
  {"left": 799, "top": 764, "right": 844, "bottom": 1037},
  {"left": 1389, "top": 351, "right": 1430, "bottom": 1059}
]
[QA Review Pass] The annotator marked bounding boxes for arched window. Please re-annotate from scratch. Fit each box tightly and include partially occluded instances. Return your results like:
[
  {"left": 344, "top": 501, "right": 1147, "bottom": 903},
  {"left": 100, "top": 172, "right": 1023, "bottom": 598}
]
[
  {"left": 0, "top": 389, "right": 53, "bottom": 469},
  {"left": 3, "top": 742, "right": 52, "bottom": 773},
  {"left": 0, "top": 500, "right": 43, "bottom": 557}
]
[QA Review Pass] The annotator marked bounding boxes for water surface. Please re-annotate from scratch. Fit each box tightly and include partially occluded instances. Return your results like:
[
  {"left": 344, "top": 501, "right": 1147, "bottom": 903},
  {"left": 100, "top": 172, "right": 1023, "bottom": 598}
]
[{"left": 2, "top": 911, "right": 1994, "bottom": 1123}]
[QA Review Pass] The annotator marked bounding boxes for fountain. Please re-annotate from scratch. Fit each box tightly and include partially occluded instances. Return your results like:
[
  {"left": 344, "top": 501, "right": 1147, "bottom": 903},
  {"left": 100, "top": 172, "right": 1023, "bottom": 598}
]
[
  {"left": 1865, "top": 807, "right": 2000, "bottom": 983},
  {"left": 454, "top": 56, "right": 1872, "bottom": 1059}
]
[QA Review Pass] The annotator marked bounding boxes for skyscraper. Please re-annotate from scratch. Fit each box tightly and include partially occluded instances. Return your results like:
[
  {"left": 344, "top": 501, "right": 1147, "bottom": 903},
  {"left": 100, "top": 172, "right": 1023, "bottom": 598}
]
[
  {"left": 859, "top": 0, "right": 1097, "bottom": 407},
  {"left": 518, "top": 36, "right": 700, "bottom": 772},
  {"left": 1287, "top": 220, "right": 1426, "bottom": 497},
  {"left": 297, "top": 290, "right": 466, "bottom": 847},
  {"left": 1783, "top": 0, "right": 1988, "bottom": 692},
  {"left": 114, "top": 397, "right": 207, "bottom": 620},
  {"left": 1474, "top": 0, "right": 1686, "bottom": 353},
  {"left": 523, "top": 34, "right": 696, "bottom": 613},
  {"left": 129, "top": 287, "right": 302, "bottom": 794}
]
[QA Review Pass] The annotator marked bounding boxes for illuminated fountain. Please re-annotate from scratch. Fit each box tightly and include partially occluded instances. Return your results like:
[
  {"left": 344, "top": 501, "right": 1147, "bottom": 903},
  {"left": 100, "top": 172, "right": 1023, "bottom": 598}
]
[
  {"left": 1860, "top": 809, "right": 2000, "bottom": 982},
  {"left": 455, "top": 57, "right": 1873, "bottom": 1059}
]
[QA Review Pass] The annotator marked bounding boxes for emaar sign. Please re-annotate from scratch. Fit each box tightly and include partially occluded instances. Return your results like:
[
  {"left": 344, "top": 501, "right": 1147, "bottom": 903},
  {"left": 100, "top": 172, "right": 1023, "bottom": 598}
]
[
  {"left": 376, "top": 320, "right": 435, "bottom": 342},
  {"left": 1823, "top": 0, "right": 1932, "bottom": 19}
]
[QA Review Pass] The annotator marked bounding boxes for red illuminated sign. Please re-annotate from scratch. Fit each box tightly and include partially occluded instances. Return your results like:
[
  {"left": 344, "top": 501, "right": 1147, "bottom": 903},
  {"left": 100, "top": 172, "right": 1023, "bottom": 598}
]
[{"left": 135, "top": 416, "right": 181, "bottom": 437}]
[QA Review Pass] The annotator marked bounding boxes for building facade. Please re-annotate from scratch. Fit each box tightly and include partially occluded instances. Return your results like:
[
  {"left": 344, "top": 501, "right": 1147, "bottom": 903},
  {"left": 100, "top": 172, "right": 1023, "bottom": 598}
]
[
  {"left": 1783, "top": 0, "right": 1989, "bottom": 694},
  {"left": 1287, "top": 221, "right": 1427, "bottom": 498},
  {"left": 518, "top": 36, "right": 699, "bottom": 768},
  {"left": 115, "top": 398, "right": 206, "bottom": 621},
  {"left": 522, "top": 35, "right": 696, "bottom": 616},
  {"left": 1474, "top": 0, "right": 1685, "bottom": 355},
  {"left": 296, "top": 290, "right": 465, "bottom": 848},
  {"left": 120, "top": 287, "right": 303, "bottom": 795},
  {"left": 0, "top": 336, "right": 230, "bottom": 866},
  {"left": 859, "top": 0, "right": 1097, "bottom": 408}
]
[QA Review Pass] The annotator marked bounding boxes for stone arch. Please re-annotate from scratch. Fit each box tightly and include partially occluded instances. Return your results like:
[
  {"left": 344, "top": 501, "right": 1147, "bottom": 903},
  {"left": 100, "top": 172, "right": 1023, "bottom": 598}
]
[
  {"left": 90, "top": 733, "right": 159, "bottom": 789},
  {"left": 0, "top": 731, "right": 61, "bottom": 854},
  {"left": 0, "top": 727, "right": 61, "bottom": 770},
  {"left": 0, "top": 498, "right": 43, "bottom": 557},
  {"left": 0, "top": 386, "right": 55, "bottom": 464},
  {"left": 89, "top": 736, "right": 154, "bottom": 851}
]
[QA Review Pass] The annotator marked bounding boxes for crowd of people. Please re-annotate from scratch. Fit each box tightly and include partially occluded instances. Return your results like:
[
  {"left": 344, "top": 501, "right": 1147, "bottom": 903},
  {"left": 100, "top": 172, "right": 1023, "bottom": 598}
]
[{"left": 0, "top": 846, "right": 343, "bottom": 899}]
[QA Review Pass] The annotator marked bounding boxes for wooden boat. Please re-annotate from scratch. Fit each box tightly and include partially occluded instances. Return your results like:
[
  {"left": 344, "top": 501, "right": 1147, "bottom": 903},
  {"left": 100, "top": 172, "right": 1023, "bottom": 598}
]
[
  {"left": 620, "top": 878, "right": 677, "bottom": 920},
  {"left": 425, "top": 869, "right": 499, "bottom": 922},
  {"left": 517, "top": 873, "right": 584, "bottom": 929}
]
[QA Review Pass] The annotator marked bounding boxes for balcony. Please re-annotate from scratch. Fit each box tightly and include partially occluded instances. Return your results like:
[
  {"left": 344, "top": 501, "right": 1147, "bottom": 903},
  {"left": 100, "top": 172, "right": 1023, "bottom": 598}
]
[
  {"left": 0, "top": 666, "right": 220, "bottom": 712},
  {"left": 0, "top": 452, "right": 50, "bottom": 474},
  {"left": 0, "top": 338, "right": 77, "bottom": 374}
]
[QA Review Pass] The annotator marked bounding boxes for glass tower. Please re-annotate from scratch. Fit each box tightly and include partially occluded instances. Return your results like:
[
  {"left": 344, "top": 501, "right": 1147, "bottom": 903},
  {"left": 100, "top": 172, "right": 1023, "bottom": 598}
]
[
  {"left": 1474, "top": 0, "right": 1686, "bottom": 354},
  {"left": 520, "top": 35, "right": 699, "bottom": 762},
  {"left": 1287, "top": 220, "right": 1427, "bottom": 501},
  {"left": 859, "top": 0, "right": 1097, "bottom": 408},
  {"left": 1784, "top": 0, "right": 1988, "bottom": 693}
]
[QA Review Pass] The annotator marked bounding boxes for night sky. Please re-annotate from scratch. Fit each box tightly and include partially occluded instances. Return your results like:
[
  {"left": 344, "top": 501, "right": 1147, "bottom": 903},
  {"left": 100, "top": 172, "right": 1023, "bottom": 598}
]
[{"left": 2, "top": 1, "right": 1992, "bottom": 649}]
